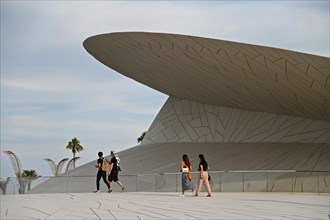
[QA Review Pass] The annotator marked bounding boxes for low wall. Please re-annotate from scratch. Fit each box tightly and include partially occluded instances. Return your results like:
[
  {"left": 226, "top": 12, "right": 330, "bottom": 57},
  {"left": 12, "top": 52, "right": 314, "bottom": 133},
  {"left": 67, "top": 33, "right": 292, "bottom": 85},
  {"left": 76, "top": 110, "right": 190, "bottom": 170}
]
[{"left": 1, "top": 171, "right": 329, "bottom": 194}]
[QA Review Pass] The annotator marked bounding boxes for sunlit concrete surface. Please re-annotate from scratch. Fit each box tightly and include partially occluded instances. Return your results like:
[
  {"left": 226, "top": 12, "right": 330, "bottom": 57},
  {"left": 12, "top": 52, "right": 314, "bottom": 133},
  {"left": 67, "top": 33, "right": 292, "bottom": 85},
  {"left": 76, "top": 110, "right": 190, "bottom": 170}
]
[
  {"left": 84, "top": 32, "right": 330, "bottom": 120},
  {"left": 1, "top": 192, "right": 329, "bottom": 219}
]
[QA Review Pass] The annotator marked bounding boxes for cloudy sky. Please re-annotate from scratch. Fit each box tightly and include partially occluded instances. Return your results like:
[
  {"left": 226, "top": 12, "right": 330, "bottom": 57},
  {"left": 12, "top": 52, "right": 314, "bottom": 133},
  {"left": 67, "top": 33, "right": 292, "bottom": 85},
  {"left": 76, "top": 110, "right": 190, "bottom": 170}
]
[{"left": 1, "top": 1, "right": 329, "bottom": 178}]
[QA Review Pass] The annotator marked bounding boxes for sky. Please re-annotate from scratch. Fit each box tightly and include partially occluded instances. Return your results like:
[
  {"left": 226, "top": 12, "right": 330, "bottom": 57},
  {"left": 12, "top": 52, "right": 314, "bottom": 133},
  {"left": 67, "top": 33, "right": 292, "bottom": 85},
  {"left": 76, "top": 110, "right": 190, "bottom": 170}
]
[{"left": 1, "top": 1, "right": 329, "bottom": 178}]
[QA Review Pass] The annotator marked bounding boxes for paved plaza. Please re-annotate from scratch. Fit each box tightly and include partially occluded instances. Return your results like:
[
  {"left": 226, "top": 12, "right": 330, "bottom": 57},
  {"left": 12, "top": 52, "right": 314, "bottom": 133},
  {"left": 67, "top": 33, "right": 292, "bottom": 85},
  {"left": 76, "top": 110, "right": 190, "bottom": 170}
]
[{"left": 1, "top": 192, "right": 329, "bottom": 219}]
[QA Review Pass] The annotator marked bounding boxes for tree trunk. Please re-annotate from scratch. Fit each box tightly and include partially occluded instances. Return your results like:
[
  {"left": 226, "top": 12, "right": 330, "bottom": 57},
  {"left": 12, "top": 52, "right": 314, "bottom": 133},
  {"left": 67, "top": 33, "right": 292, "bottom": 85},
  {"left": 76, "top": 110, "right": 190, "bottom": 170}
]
[
  {"left": 28, "top": 181, "right": 32, "bottom": 191},
  {"left": 73, "top": 153, "right": 76, "bottom": 169}
]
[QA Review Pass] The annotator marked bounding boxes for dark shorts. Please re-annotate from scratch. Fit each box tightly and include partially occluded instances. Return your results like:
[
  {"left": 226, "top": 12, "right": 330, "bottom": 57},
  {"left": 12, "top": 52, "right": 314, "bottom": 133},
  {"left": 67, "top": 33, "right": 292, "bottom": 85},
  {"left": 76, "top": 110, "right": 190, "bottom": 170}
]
[{"left": 108, "top": 170, "right": 119, "bottom": 182}]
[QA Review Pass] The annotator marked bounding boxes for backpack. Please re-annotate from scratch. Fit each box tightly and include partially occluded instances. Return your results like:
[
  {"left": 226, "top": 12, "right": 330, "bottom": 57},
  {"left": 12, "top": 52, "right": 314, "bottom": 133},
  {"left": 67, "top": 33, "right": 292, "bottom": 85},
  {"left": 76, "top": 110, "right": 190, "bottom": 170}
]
[
  {"left": 116, "top": 156, "right": 121, "bottom": 171},
  {"left": 101, "top": 158, "right": 108, "bottom": 171}
]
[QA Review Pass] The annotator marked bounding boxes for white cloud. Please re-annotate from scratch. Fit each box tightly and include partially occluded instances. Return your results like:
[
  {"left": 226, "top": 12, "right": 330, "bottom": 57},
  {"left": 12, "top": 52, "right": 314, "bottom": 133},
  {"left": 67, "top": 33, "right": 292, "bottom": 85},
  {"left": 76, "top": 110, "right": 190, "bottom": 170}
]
[{"left": 3, "top": 1, "right": 329, "bottom": 55}]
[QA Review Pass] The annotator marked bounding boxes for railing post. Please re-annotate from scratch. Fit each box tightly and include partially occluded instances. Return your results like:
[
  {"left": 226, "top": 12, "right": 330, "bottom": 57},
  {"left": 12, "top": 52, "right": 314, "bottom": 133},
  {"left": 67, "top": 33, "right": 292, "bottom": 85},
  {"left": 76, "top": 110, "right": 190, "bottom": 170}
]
[
  {"left": 136, "top": 175, "right": 138, "bottom": 192},
  {"left": 266, "top": 172, "right": 269, "bottom": 192},
  {"left": 219, "top": 172, "right": 221, "bottom": 192},
  {"left": 317, "top": 171, "right": 320, "bottom": 194},
  {"left": 176, "top": 174, "right": 178, "bottom": 192},
  {"left": 66, "top": 176, "right": 68, "bottom": 193},
  {"left": 242, "top": 172, "right": 245, "bottom": 192},
  {"left": 291, "top": 172, "right": 294, "bottom": 193}
]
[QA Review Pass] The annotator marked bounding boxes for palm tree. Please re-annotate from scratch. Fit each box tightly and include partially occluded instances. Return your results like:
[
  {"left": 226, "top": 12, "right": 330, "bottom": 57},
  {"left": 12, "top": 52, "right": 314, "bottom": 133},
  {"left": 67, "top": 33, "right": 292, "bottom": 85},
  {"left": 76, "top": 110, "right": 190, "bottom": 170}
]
[
  {"left": 44, "top": 158, "right": 69, "bottom": 176},
  {"left": 3, "top": 150, "right": 23, "bottom": 177},
  {"left": 3, "top": 151, "right": 40, "bottom": 194},
  {"left": 3, "top": 150, "right": 25, "bottom": 194},
  {"left": 22, "top": 169, "right": 39, "bottom": 192},
  {"left": 66, "top": 137, "right": 84, "bottom": 169},
  {"left": 65, "top": 157, "right": 80, "bottom": 172},
  {"left": 137, "top": 131, "right": 147, "bottom": 143}
]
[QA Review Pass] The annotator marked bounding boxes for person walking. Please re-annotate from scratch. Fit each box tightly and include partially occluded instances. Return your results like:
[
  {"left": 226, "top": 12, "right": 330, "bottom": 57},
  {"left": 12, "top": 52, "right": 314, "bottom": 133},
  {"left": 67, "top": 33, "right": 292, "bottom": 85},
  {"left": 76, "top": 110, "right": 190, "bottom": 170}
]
[
  {"left": 180, "top": 154, "right": 194, "bottom": 196},
  {"left": 95, "top": 151, "right": 111, "bottom": 193},
  {"left": 195, "top": 154, "right": 212, "bottom": 197},
  {"left": 108, "top": 151, "right": 125, "bottom": 192}
]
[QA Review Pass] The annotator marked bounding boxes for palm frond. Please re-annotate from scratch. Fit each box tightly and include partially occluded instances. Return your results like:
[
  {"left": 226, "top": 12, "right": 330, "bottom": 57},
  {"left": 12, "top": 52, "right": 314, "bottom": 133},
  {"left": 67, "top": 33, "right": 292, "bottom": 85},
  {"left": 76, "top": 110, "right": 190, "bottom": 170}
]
[
  {"left": 3, "top": 150, "right": 23, "bottom": 177},
  {"left": 137, "top": 131, "right": 147, "bottom": 143},
  {"left": 22, "top": 169, "right": 39, "bottom": 178},
  {"left": 56, "top": 158, "right": 69, "bottom": 175},
  {"left": 44, "top": 158, "right": 57, "bottom": 176},
  {"left": 66, "top": 137, "right": 84, "bottom": 153},
  {"left": 66, "top": 157, "right": 80, "bottom": 172}
]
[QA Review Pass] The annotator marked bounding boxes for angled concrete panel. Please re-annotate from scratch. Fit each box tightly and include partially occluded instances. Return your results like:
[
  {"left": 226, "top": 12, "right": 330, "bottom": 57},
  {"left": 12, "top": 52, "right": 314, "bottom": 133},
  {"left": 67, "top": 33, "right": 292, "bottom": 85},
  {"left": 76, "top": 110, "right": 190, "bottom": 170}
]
[{"left": 142, "top": 97, "right": 329, "bottom": 144}]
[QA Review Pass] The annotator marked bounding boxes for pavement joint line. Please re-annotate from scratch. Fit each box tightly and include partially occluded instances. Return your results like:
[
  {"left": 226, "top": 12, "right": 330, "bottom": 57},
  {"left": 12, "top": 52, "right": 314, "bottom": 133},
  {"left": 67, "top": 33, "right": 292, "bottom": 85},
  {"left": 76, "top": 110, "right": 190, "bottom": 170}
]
[
  {"left": 116, "top": 203, "right": 160, "bottom": 218},
  {"left": 90, "top": 207, "right": 102, "bottom": 220},
  {"left": 96, "top": 201, "right": 102, "bottom": 209},
  {"left": 107, "top": 209, "right": 118, "bottom": 220},
  {"left": 183, "top": 213, "right": 203, "bottom": 220},
  {"left": 22, "top": 206, "right": 51, "bottom": 217},
  {"left": 140, "top": 208, "right": 176, "bottom": 219}
]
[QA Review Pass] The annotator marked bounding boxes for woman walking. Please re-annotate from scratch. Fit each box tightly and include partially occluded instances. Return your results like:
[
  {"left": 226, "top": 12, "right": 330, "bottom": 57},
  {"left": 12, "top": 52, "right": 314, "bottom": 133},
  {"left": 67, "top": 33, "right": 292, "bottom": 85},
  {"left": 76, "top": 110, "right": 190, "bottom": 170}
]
[
  {"left": 181, "top": 154, "right": 194, "bottom": 196},
  {"left": 195, "top": 154, "right": 212, "bottom": 197},
  {"left": 108, "top": 151, "right": 125, "bottom": 192}
]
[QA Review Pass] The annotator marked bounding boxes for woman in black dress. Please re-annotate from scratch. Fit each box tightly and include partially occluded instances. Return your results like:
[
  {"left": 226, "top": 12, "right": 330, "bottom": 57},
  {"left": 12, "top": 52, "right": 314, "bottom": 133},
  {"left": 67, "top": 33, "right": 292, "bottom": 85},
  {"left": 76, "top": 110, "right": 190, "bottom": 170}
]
[{"left": 195, "top": 154, "right": 211, "bottom": 197}]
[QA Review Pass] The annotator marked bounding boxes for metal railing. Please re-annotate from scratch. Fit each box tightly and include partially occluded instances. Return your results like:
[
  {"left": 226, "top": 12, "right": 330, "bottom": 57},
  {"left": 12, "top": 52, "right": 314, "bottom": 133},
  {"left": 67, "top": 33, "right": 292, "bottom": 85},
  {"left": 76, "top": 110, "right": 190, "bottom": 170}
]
[{"left": 1, "top": 170, "right": 329, "bottom": 195}]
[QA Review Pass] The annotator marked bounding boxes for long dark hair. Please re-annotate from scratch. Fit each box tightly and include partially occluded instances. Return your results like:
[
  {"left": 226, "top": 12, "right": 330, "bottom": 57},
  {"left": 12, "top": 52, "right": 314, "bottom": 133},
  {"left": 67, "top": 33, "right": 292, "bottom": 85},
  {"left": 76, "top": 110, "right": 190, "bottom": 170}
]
[
  {"left": 199, "top": 154, "right": 206, "bottom": 163},
  {"left": 182, "top": 154, "right": 191, "bottom": 167},
  {"left": 199, "top": 154, "right": 208, "bottom": 170}
]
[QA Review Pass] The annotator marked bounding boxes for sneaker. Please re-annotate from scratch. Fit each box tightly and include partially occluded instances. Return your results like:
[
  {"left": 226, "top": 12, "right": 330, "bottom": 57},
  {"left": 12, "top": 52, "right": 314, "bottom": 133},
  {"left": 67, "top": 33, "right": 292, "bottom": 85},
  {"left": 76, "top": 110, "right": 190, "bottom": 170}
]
[
  {"left": 206, "top": 194, "right": 211, "bottom": 197},
  {"left": 108, "top": 189, "right": 112, "bottom": 193},
  {"left": 94, "top": 190, "right": 100, "bottom": 193},
  {"left": 121, "top": 187, "right": 125, "bottom": 193}
]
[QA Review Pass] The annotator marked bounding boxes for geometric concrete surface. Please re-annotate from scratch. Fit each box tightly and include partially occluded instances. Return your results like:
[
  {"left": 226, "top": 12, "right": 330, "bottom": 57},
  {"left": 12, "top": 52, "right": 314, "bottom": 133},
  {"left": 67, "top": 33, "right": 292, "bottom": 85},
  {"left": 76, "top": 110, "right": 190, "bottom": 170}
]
[
  {"left": 142, "top": 97, "right": 329, "bottom": 144},
  {"left": 64, "top": 142, "right": 330, "bottom": 176},
  {"left": 83, "top": 32, "right": 330, "bottom": 120},
  {"left": 1, "top": 192, "right": 329, "bottom": 219}
]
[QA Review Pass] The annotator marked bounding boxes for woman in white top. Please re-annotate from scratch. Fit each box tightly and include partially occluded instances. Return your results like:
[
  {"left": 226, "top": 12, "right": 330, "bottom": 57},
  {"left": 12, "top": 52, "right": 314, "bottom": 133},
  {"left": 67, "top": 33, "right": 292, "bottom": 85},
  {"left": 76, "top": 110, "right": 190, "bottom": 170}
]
[{"left": 181, "top": 154, "right": 194, "bottom": 196}]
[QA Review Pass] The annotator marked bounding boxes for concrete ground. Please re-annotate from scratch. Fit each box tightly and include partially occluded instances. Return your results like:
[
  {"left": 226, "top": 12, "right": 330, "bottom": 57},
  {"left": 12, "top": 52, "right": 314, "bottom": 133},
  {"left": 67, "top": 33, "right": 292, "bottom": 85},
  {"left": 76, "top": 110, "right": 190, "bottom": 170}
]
[{"left": 1, "top": 192, "right": 329, "bottom": 220}]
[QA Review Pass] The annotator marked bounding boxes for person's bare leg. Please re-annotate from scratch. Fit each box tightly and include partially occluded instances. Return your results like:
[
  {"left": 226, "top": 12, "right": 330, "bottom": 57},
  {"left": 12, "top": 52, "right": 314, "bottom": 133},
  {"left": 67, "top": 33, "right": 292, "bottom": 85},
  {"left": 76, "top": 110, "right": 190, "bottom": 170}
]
[
  {"left": 195, "top": 178, "right": 203, "bottom": 196},
  {"left": 116, "top": 180, "right": 125, "bottom": 192},
  {"left": 204, "top": 180, "right": 212, "bottom": 197}
]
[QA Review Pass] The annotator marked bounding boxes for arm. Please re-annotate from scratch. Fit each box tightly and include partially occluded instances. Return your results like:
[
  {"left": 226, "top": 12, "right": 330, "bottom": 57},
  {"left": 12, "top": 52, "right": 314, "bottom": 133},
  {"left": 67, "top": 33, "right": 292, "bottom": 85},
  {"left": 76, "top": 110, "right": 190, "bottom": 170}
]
[
  {"left": 95, "top": 159, "right": 101, "bottom": 168},
  {"left": 199, "top": 164, "right": 204, "bottom": 179},
  {"left": 108, "top": 163, "right": 113, "bottom": 176}
]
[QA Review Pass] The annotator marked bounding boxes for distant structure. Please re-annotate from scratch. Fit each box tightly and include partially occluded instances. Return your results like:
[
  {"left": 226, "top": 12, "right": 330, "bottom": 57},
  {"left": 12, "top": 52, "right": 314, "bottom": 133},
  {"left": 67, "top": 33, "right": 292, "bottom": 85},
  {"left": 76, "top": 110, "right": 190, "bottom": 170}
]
[
  {"left": 84, "top": 32, "right": 329, "bottom": 145},
  {"left": 29, "top": 32, "right": 330, "bottom": 193}
]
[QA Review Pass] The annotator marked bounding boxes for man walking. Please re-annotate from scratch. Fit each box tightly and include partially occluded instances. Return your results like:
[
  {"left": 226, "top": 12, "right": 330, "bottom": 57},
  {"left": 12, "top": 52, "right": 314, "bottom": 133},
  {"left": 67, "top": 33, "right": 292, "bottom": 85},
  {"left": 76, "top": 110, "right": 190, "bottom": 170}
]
[{"left": 95, "top": 151, "right": 111, "bottom": 193}]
